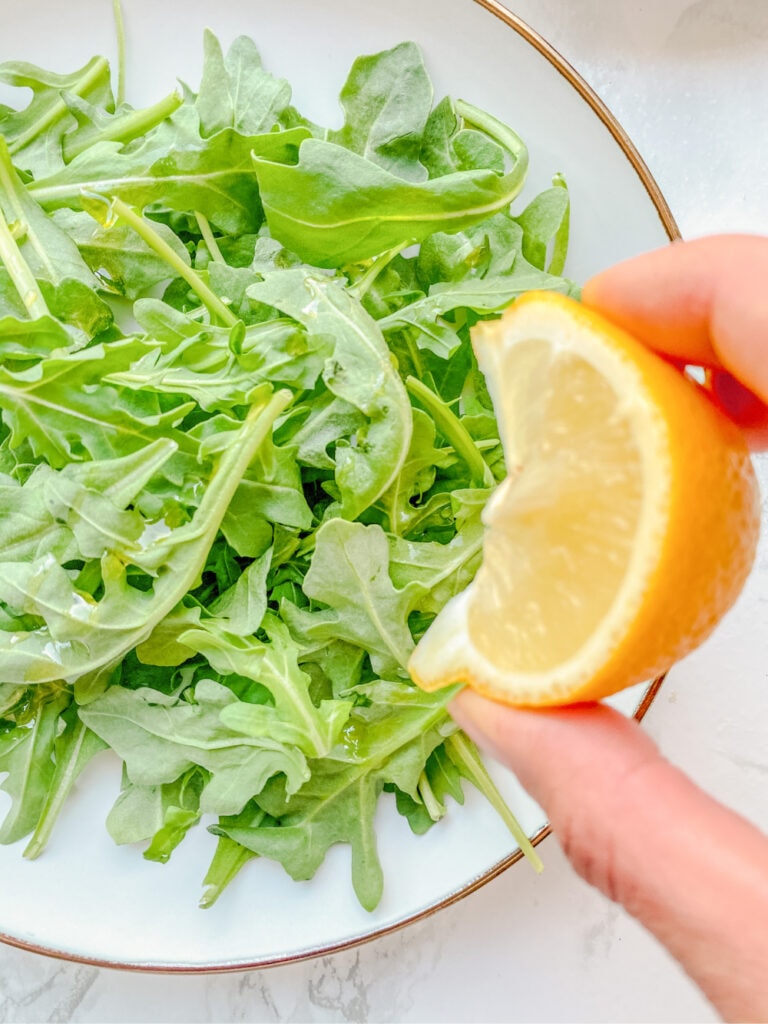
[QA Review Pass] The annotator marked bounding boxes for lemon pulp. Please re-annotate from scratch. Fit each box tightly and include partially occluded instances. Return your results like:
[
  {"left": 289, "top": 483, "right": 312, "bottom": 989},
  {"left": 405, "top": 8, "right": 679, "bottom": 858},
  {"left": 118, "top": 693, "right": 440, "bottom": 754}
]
[{"left": 467, "top": 340, "right": 644, "bottom": 673}]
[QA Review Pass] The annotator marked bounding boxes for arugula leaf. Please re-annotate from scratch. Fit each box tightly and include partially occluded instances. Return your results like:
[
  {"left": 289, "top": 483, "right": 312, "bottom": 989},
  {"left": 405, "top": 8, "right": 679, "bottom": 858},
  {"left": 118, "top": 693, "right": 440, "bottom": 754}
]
[
  {"left": 329, "top": 42, "right": 433, "bottom": 182},
  {"left": 0, "top": 313, "right": 78, "bottom": 362},
  {"left": 30, "top": 126, "right": 310, "bottom": 235},
  {"left": 0, "top": 392, "right": 290, "bottom": 684},
  {"left": 217, "top": 683, "right": 454, "bottom": 911},
  {"left": 392, "top": 740, "right": 467, "bottom": 835},
  {"left": 0, "top": 56, "right": 112, "bottom": 175},
  {"left": 106, "top": 763, "right": 208, "bottom": 863},
  {"left": 253, "top": 132, "right": 528, "bottom": 267},
  {"left": 60, "top": 89, "right": 183, "bottom": 164},
  {"left": 0, "top": 137, "right": 112, "bottom": 335},
  {"left": 196, "top": 31, "right": 292, "bottom": 138},
  {"left": 142, "top": 768, "right": 205, "bottom": 863},
  {"left": 247, "top": 270, "right": 412, "bottom": 518},
  {"left": 208, "top": 547, "right": 272, "bottom": 637},
  {"left": 200, "top": 800, "right": 265, "bottom": 908},
  {"left": 377, "top": 407, "right": 455, "bottom": 534},
  {"left": 51, "top": 208, "right": 191, "bottom": 299},
  {"left": 513, "top": 176, "right": 571, "bottom": 276},
  {"left": 80, "top": 677, "right": 310, "bottom": 814},
  {"left": 421, "top": 96, "right": 509, "bottom": 180},
  {"left": 0, "top": 689, "right": 69, "bottom": 844},
  {"left": 0, "top": 339, "right": 190, "bottom": 466},
  {"left": 381, "top": 267, "right": 572, "bottom": 335},
  {"left": 181, "top": 616, "right": 353, "bottom": 759},
  {"left": 283, "top": 519, "right": 418, "bottom": 676},
  {"left": 23, "top": 707, "right": 107, "bottom": 858}
]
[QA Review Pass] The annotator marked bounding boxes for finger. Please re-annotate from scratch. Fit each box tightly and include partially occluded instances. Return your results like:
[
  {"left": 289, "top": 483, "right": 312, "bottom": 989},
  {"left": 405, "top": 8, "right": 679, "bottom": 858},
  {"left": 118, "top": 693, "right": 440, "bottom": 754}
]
[
  {"left": 582, "top": 234, "right": 768, "bottom": 409},
  {"left": 450, "top": 689, "right": 768, "bottom": 1022}
]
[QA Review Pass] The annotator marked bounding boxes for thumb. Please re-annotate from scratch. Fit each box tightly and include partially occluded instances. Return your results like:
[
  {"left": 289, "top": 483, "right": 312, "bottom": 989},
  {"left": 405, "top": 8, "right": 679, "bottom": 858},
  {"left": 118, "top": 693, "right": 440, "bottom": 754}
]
[{"left": 450, "top": 690, "right": 768, "bottom": 1023}]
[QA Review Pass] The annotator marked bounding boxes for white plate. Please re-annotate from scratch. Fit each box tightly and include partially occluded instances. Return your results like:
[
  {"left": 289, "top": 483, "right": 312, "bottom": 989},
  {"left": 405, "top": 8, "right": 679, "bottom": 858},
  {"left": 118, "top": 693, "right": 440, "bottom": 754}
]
[{"left": 0, "top": 0, "right": 676, "bottom": 971}]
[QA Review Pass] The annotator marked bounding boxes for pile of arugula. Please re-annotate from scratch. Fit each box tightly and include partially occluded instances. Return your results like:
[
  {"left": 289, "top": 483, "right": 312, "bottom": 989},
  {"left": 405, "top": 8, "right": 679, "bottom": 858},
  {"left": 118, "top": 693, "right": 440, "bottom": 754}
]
[{"left": 0, "top": 33, "right": 575, "bottom": 910}]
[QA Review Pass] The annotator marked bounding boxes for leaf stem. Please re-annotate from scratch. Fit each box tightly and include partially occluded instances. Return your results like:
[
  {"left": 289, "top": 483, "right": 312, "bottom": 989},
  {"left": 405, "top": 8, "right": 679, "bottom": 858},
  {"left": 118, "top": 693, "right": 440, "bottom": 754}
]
[
  {"left": 548, "top": 173, "right": 570, "bottom": 277},
  {"left": 0, "top": 202, "right": 49, "bottom": 318},
  {"left": 112, "top": 0, "right": 127, "bottom": 108},
  {"left": 406, "top": 375, "right": 494, "bottom": 488},
  {"left": 195, "top": 211, "right": 226, "bottom": 264},
  {"left": 63, "top": 90, "right": 182, "bottom": 162},
  {"left": 84, "top": 194, "right": 238, "bottom": 327},
  {"left": 0, "top": 137, "right": 62, "bottom": 285},
  {"left": 446, "top": 731, "right": 544, "bottom": 873},
  {"left": 404, "top": 331, "right": 425, "bottom": 381},
  {"left": 455, "top": 99, "right": 529, "bottom": 200},
  {"left": 23, "top": 717, "right": 99, "bottom": 860},
  {"left": 8, "top": 57, "right": 110, "bottom": 156},
  {"left": 417, "top": 769, "right": 446, "bottom": 821},
  {"left": 346, "top": 242, "right": 408, "bottom": 302}
]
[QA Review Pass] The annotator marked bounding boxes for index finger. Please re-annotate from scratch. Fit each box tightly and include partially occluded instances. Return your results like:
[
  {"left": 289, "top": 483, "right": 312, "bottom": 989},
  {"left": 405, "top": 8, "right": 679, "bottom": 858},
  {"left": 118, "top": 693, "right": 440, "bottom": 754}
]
[{"left": 582, "top": 234, "right": 768, "bottom": 418}]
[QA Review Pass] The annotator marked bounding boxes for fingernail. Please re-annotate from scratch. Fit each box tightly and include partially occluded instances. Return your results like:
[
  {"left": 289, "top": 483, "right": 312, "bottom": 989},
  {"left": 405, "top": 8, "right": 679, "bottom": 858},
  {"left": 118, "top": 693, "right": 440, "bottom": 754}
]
[
  {"left": 447, "top": 691, "right": 474, "bottom": 730},
  {"left": 710, "top": 370, "right": 768, "bottom": 427},
  {"left": 448, "top": 691, "right": 495, "bottom": 753}
]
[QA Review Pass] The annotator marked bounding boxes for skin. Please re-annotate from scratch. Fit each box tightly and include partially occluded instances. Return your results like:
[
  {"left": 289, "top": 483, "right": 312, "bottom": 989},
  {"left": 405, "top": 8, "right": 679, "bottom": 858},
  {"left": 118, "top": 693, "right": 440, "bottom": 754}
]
[{"left": 450, "top": 235, "right": 768, "bottom": 1023}]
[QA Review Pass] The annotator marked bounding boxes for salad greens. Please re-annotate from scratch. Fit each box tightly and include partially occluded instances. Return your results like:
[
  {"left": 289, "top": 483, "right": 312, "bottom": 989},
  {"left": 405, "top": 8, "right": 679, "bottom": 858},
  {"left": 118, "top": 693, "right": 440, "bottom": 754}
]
[{"left": 0, "top": 32, "right": 575, "bottom": 910}]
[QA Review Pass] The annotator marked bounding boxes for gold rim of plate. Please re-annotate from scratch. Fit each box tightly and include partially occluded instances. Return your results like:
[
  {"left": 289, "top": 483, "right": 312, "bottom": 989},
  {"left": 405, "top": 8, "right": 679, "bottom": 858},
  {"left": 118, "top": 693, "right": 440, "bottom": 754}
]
[{"left": 0, "top": 0, "right": 680, "bottom": 974}]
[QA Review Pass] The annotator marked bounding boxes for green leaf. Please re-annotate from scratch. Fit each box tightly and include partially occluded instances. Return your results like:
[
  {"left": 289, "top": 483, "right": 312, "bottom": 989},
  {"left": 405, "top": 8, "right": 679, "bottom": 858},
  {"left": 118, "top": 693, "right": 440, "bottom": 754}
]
[
  {"left": 393, "top": 741, "right": 466, "bottom": 835},
  {"left": 0, "top": 340, "right": 191, "bottom": 466},
  {"left": 288, "top": 393, "right": 366, "bottom": 471},
  {"left": 109, "top": 302, "right": 326, "bottom": 411},
  {"left": 81, "top": 678, "right": 309, "bottom": 814},
  {"left": 135, "top": 604, "right": 202, "bottom": 668},
  {"left": 445, "top": 732, "right": 543, "bottom": 872},
  {"left": 0, "top": 137, "right": 112, "bottom": 334},
  {"left": 230, "top": 434, "right": 314, "bottom": 531},
  {"left": 0, "top": 443, "right": 179, "bottom": 568},
  {"left": 142, "top": 769, "right": 205, "bottom": 863},
  {"left": 0, "top": 392, "right": 291, "bottom": 684},
  {"left": 0, "top": 55, "right": 113, "bottom": 174},
  {"left": 208, "top": 547, "right": 272, "bottom": 636},
  {"left": 23, "top": 709, "right": 107, "bottom": 858},
  {"left": 247, "top": 270, "right": 412, "bottom": 518},
  {"left": 201, "top": 800, "right": 265, "bottom": 908},
  {"left": 180, "top": 615, "right": 353, "bottom": 759},
  {"left": 284, "top": 520, "right": 418, "bottom": 676},
  {"left": 196, "top": 32, "right": 291, "bottom": 138},
  {"left": 377, "top": 407, "right": 454, "bottom": 534},
  {"left": 378, "top": 267, "right": 574, "bottom": 355},
  {"left": 513, "top": 177, "right": 571, "bottom": 276},
  {"left": 329, "top": 43, "right": 432, "bottom": 182},
  {"left": 219, "top": 683, "right": 453, "bottom": 911},
  {"left": 0, "top": 690, "right": 69, "bottom": 844},
  {"left": 253, "top": 132, "right": 528, "bottom": 267},
  {"left": 0, "top": 313, "right": 79, "bottom": 363},
  {"left": 417, "top": 96, "right": 507, "bottom": 179},
  {"left": 51, "top": 208, "right": 191, "bottom": 298},
  {"left": 29, "top": 126, "right": 310, "bottom": 236},
  {"left": 60, "top": 89, "right": 183, "bottom": 163},
  {"left": 220, "top": 510, "right": 272, "bottom": 560},
  {"left": 106, "top": 766, "right": 205, "bottom": 863},
  {"left": 388, "top": 494, "right": 486, "bottom": 615}
]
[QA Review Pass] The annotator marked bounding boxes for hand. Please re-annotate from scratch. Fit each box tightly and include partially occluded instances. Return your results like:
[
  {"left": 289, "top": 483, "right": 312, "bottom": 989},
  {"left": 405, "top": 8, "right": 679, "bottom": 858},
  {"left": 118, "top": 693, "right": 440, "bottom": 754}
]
[{"left": 451, "top": 235, "right": 768, "bottom": 1023}]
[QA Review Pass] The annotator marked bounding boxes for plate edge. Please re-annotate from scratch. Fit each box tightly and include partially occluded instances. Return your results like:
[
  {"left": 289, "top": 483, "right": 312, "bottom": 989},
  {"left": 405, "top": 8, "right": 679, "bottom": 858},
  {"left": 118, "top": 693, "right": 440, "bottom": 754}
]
[{"left": 474, "top": 0, "right": 681, "bottom": 244}]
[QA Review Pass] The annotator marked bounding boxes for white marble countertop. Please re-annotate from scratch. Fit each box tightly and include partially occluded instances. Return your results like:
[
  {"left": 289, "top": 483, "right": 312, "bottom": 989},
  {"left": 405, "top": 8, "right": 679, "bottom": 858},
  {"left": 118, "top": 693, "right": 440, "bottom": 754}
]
[{"left": 1, "top": 1, "right": 767, "bottom": 1021}]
